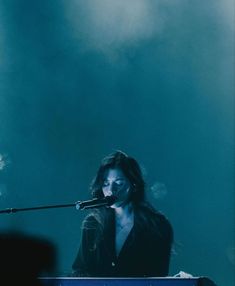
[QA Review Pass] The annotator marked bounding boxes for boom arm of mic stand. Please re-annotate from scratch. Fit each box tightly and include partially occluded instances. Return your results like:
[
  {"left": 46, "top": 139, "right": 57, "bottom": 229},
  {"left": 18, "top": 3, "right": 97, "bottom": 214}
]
[{"left": 0, "top": 203, "right": 76, "bottom": 214}]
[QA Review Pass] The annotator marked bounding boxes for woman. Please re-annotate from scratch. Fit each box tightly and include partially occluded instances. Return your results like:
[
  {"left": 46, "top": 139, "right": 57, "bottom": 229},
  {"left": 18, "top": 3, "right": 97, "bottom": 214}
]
[{"left": 72, "top": 151, "right": 173, "bottom": 277}]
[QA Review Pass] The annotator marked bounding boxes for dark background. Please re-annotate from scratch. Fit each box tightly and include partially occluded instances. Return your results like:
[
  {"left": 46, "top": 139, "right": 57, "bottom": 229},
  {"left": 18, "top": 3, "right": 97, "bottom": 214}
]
[{"left": 0, "top": 1, "right": 234, "bottom": 285}]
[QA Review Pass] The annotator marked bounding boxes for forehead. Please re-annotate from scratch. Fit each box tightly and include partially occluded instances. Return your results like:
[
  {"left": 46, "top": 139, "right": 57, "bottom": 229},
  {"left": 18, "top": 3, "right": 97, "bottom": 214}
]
[{"left": 103, "top": 168, "right": 126, "bottom": 180}]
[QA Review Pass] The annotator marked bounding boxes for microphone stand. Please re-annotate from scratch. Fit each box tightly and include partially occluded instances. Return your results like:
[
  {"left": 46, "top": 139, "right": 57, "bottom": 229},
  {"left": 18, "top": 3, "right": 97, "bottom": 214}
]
[
  {"left": 0, "top": 196, "right": 116, "bottom": 214},
  {"left": 0, "top": 203, "right": 76, "bottom": 214}
]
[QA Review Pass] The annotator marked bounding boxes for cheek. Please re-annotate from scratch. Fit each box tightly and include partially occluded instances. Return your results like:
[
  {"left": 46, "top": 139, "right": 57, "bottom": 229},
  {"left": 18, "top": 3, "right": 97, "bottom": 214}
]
[
  {"left": 119, "top": 186, "right": 130, "bottom": 198},
  {"left": 102, "top": 187, "right": 110, "bottom": 196}
]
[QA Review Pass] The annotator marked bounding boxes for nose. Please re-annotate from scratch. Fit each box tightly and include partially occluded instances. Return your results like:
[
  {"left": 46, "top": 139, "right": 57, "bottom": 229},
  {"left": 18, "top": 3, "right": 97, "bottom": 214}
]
[{"left": 104, "top": 183, "right": 117, "bottom": 196}]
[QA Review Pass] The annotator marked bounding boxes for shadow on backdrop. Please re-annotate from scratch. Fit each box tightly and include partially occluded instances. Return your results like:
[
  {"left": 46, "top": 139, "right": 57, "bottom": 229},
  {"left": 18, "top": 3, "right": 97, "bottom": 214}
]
[{"left": 0, "top": 231, "right": 56, "bottom": 286}]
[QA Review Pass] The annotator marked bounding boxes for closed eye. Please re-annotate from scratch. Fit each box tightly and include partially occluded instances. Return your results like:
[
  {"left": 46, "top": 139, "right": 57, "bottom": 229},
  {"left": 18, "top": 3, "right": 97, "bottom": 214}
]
[
  {"left": 102, "top": 181, "right": 110, "bottom": 187},
  {"left": 102, "top": 179, "right": 125, "bottom": 187},
  {"left": 115, "top": 180, "right": 125, "bottom": 186}
]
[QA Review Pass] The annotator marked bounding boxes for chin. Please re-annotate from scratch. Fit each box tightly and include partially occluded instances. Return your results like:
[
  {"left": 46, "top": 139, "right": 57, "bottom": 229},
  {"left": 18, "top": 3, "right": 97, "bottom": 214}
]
[
  {"left": 110, "top": 203, "right": 121, "bottom": 209},
  {"left": 110, "top": 200, "right": 129, "bottom": 209}
]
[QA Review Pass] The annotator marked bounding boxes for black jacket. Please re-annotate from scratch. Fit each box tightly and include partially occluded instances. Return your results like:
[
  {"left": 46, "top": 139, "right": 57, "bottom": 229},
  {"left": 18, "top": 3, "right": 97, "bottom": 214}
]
[{"left": 72, "top": 204, "right": 173, "bottom": 277}]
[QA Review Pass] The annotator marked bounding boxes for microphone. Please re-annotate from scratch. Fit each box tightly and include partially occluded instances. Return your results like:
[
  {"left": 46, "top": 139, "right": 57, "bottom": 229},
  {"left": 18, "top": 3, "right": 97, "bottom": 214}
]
[{"left": 75, "top": 195, "right": 117, "bottom": 210}]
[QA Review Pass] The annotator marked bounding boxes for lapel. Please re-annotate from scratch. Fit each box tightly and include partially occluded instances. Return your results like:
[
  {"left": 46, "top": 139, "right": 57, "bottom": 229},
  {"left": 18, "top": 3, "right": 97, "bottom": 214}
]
[{"left": 102, "top": 208, "right": 116, "bottom": 261}]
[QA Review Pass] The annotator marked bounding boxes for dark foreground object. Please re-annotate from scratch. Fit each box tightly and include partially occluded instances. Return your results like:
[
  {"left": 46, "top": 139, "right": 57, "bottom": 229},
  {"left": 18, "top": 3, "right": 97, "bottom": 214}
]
[{"left": 0, "top": 231, "right": 56, "bottom": 286}]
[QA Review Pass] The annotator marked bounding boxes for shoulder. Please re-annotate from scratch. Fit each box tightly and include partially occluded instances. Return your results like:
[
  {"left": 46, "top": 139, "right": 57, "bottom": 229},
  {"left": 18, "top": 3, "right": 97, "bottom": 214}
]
[
  {"left": 136, "top": 201, "right": 168, "bottom": 220},
  {"left": 136, "top": 202, "right": 173, "bottom": 240},
  {"left": 82, "top": 208, "right": 114, "bottom": 230},
  {"left": 82, "top": 212, "right": 100, "bottom": 230}
]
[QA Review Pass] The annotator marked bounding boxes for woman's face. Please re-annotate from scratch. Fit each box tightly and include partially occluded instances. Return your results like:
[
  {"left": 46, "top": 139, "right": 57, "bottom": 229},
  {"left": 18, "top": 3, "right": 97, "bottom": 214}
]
[{"left": 102, "top": 168, "right": 131, "bottom": 208}]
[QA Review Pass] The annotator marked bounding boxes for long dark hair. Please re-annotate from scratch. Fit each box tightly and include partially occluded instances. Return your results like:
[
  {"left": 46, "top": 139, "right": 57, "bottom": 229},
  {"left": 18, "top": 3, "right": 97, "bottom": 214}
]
[{"left": 90, "top": 150, "right": 145, "bottom": 205}]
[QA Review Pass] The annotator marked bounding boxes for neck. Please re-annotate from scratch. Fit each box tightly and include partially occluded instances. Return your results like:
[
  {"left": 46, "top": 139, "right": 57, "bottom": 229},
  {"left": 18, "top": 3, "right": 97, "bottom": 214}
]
[{"left": 114, "top": 203, "right": 134, "bottom": 224}]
